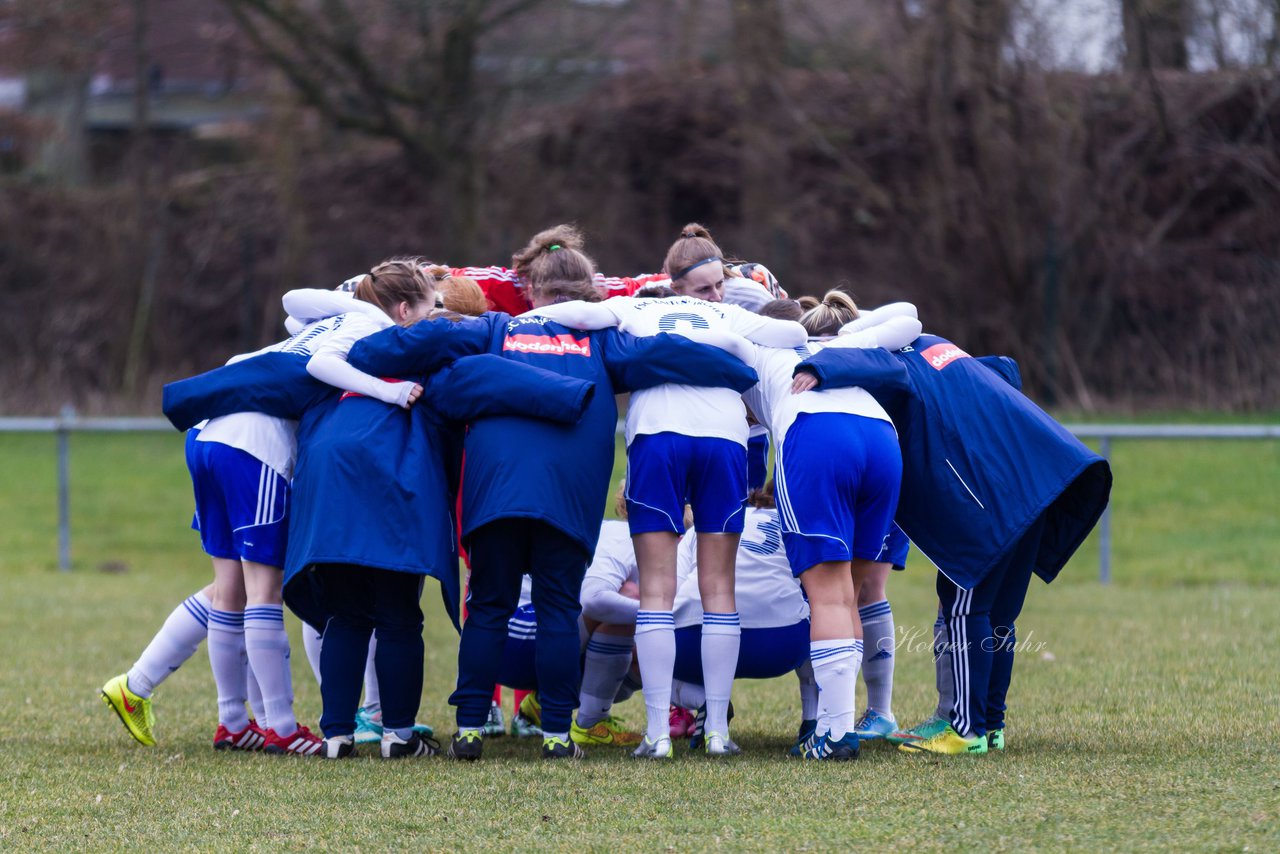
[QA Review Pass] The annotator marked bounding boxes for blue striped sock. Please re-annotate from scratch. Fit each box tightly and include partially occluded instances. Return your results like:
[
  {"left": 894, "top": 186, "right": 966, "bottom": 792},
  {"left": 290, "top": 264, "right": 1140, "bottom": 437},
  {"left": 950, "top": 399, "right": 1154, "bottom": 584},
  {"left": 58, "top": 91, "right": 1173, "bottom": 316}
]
[
  {"left": 244, "top": 604, "right": 295, "bottom": 735},
  {"left": 702, "top": 612, "right": 740, "bottom": 736},
  {"left": 635, "top": 611, "right": 675, "bottom": 742},
  {"left": 208, "top": 609, "right": 249, "bottom": 731},
  {"left": 128, "top": 590, "right": 211, "bottom": 697}
]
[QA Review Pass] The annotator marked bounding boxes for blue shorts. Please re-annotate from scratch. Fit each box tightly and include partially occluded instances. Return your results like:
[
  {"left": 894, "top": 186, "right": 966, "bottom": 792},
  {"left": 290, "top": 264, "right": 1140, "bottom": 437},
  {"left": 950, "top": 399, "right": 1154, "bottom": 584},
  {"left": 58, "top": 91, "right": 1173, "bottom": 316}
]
[
  {"left": 625, "top": 432, "right": 747, "bottom": 535},
  {"left": 497, "top": 603, "right": 539, "bottom": 690},
  {"left": 673, "top": 620, "right": 810, "bottom": 684},
  {"left": 877, "top": 523, "right": 911, "bottom": 570},
  {"left": 774, "top": 413, "right": 902, "bottom": 576},
  {"left": 186, "top": 434, "right": 289, "bottom": 568},
  {"left": 747, "top": 433, "right": 770, "bottom": 491}
]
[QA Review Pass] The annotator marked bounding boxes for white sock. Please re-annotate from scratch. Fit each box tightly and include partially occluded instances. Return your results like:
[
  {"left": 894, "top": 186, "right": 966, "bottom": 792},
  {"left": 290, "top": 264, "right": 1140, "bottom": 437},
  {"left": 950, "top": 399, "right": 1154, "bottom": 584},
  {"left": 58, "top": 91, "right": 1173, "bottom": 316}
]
[
  {"left": 670, "top": 679, "right": 705, "bottom": 710},
  {"left": 302, "top": 622, "right": 323, "bottom": 686},
  {"left": 934, "top": 612, "right": 954, "bottom": 719},
  {"left": 858, "top": 600, "right": 895, "bottom": 718},
  {"left": 701, "top": 612, "right": 740, "bottom": 736},
  {"left": 127, "top": 590, "right": 211, "bottom": 697},
  {"left": 810, "top": 638, "right": 863, "bottom": 740},
  {"left": 244, "top": 605, "right": 296, "bottom": 735},
  {"left": 207, "top": 610, "right": 249, "bottom": 731},
  {"left": 796, "top": 660, "right": 819, "bottom": 721},
  {"left": 362, "top": 634, "right": 381, "bottom": 717},
  {"left": 577, "top": 632, "right": 633, "bottom": 728},
  {"left": 635, "top": 610, "right": 676, "bottom": 742},
  {"left": 246, "top": 663, "right": 265, "bottom": 723}
]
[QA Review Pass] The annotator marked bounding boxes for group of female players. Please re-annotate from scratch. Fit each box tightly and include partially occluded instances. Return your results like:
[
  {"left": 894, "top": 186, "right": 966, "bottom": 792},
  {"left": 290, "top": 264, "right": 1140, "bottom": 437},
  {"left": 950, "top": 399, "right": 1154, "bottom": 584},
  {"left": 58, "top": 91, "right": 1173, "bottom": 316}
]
[{"left": 101, "top": 221, "right": 1111, "bottom": 761}]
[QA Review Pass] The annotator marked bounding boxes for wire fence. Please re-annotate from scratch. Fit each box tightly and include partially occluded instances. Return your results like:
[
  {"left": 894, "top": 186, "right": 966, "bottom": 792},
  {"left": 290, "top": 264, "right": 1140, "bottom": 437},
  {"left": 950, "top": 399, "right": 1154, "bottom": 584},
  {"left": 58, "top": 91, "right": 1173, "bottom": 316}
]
[{"left": 3, "top": 412, "right": 1278, "bottom": 580}]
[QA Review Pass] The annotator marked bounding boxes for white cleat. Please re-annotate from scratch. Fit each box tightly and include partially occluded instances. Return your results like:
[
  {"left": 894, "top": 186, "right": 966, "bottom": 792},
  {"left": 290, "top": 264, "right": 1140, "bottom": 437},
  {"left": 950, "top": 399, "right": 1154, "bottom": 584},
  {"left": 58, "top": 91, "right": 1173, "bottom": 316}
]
[
  {"left": 632, "top": 735, "right": 674, "bottom": 759},
  {"left": 323, "top": 735, "right": 355, "bottom": 759},
  {"left": 703, "top": 731, "right": 742, "bottom": 756}
]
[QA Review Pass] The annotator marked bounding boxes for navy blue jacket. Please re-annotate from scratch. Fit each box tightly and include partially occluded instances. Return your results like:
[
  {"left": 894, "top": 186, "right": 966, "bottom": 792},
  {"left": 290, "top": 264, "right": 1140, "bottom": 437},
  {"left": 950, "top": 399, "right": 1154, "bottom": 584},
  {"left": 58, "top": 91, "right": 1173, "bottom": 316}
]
[
  {"left": 349, "top": 312, "right": 759, "bottom": 555},
  {"left": 799, "top": 335, "right": 1111, "bottom": 589}
]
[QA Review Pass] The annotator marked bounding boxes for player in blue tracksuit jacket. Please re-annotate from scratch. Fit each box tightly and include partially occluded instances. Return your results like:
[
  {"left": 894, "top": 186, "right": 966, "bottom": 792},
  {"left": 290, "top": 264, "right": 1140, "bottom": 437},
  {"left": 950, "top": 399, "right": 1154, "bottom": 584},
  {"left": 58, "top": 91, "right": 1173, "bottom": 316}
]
[
  {"left": 347, "top": 235, "right": 759, "bottom": 759},
  {"left": 285, "top": 351, "right": 595, "bottom": 757},
  {"left": 797, "top": 334, "right": 1111, "bottom": 755}
]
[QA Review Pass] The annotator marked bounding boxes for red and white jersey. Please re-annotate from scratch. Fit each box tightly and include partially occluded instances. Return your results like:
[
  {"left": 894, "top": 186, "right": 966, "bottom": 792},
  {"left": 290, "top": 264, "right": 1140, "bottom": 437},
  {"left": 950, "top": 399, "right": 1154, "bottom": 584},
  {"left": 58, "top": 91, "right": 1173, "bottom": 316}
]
[
  {"left": 455, "top": 266, "right": 674, "bottom": 315},
  {"left": 452, "top": 266, "right": 531, "bottom": 316}
]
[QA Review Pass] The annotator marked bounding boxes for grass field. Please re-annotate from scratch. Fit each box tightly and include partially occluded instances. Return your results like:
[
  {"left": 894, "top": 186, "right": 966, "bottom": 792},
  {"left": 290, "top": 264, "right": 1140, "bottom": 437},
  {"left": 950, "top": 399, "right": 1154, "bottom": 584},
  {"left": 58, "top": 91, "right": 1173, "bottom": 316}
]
[{"left": 1, "top": 426, "right": 1278, "bottom": 850}]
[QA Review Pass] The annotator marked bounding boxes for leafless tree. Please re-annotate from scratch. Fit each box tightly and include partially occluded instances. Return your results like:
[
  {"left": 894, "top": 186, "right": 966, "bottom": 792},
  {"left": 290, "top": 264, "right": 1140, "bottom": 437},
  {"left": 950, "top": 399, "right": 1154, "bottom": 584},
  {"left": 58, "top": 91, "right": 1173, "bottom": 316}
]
[{"left": 215, "top": 0, "right": 588, "bottom": 257}]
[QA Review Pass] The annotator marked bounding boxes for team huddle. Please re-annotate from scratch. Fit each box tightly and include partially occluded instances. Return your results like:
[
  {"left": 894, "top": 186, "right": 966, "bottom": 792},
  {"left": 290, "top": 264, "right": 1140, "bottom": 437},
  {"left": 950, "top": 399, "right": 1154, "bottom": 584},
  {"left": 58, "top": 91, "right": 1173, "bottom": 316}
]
[{"left": 100, "top": 223, "right": 1111, "bottom": 761}]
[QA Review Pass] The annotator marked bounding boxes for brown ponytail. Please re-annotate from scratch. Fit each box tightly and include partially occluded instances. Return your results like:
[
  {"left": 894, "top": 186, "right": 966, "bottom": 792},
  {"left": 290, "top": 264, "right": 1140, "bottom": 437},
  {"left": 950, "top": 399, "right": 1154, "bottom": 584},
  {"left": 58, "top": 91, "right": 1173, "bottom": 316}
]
[
  {"left": 353, "top": 258, "right": 437, "bottom": 318},
  {"left": 663, "top": 222, "right": 724, "bottom": 281},
  {"left": 513, "top": 224, "right": 601, "bottom": 305}
]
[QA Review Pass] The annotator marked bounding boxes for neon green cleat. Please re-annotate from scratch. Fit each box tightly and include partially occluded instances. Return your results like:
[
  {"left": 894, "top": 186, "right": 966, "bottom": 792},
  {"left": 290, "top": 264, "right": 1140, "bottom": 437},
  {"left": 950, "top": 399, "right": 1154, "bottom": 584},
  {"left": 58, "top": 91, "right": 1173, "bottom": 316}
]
[
  {"left": 885, "top": 714, "right": 949, "bottom": 746},
  {"left": 518, "top": 692, "right": 542, "bottom": 725},
  {"left": 899, "top": 724, "right": 988, "bottom": 755},
  {"left": 987, "top": 729, "right": 1005, "bottom": 751},
  {"left": 101, "top": 674, "right": 156, "bottom": 746},
  {"left": 571, "top": 715, "right": 642, "bottom": 747}
]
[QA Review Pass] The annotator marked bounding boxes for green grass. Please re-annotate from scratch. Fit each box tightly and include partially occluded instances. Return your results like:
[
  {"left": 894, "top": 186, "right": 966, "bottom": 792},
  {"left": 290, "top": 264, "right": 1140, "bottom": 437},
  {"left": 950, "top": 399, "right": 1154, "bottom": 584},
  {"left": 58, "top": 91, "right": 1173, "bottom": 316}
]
[{"left": 1, "top": 427, "right": 1278, "bottom": 850}]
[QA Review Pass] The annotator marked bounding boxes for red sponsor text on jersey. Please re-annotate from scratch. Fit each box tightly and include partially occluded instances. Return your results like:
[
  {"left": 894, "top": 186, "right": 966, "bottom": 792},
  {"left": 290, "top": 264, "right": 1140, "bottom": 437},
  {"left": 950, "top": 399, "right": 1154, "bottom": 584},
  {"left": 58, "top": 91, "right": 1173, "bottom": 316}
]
[
  {"left": 503, "top": 333, "right": 592, "bottom": 357},
  {"left": 920, "top": 343, "right": 971, "bottom": 370}
]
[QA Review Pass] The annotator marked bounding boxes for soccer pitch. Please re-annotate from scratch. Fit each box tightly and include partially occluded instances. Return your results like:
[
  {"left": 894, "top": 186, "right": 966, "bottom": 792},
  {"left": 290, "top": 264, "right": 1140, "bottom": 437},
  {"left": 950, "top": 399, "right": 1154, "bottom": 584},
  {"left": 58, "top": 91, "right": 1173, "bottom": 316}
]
[{"left": 0, "top": 428, "right": 1277, "bottom": 850}]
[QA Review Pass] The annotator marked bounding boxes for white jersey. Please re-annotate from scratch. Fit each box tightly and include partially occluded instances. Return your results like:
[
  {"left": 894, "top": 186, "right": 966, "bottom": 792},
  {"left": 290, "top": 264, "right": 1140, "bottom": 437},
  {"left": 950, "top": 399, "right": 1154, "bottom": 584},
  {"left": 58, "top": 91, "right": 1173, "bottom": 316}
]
[
  {"left": 586, "top": 521, "right": 639, "bottom": 590},
  {"left": 196, "top": 312, "right": 378, "bottom": 480},
  {"left": 579, "top": 521, "right": 641, "bottom": 625},
  {"left": 605, "top": 296, "right": 806, "bottom": 446},
  {"left": 674, "top": 507, "right": 810, "bottom": 629},
  {"left": 740, "top": 315, "right": 922, "bottom": 454}
]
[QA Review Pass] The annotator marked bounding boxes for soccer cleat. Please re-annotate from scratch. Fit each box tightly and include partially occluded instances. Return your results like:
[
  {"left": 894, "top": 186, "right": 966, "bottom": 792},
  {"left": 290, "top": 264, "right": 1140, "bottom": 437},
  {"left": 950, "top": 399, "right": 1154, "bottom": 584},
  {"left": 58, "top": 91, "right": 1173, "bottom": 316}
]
[
  {"left": 668, "top": 705, "right": 696, "bottom": 739},
  {"left": 987, "top": 729, "right": 1005, "bottom": 751},
  {"left": 381, "top": 730, "right": 440, "bottom": 759},
  {"left": 804, "top": 731, "right": 860, "bottom": 761},
  {"left": 703, "top": 732, "right": 742, "bottom": 757},
  {"left": 262, "top": 725, "right": 324, "bottom": 756},
  {"left": 354, "top": 706, "right": 383, "bottom": 744},
  {"left": 853, "top": 708, "right": 898, "bottom": 741},
  {"left": 788, "top": 719, "right": 818, "bottom": 758},
  {"left": 542, "top": 735, "right": 586, "bottom": 759},
  {"left": 100, "top": 674, "right": 156, "bottom": 746},
  {"left": 511, "top": 712, "right": 542, "bottom": 738},
  {"left": 571, "top": 715, "right": 642, "bottom": 747},
  {"left": 899, "top": 724, "right": 988, "bottom": 755},
  {"left": 688, "top": 701, "right": 735, "bottom": 751},
  {"left": 885, "top": 714, "right": 949, "bottom": 745},
  {"left": 511, "top": 693, "right": 542, "bottom": 738},
  {"left": 213, "top": 721, "right": 266, "bottom": 751},
  {"left": 447, "top": 730, "right": 484, "bottom": 761},
  {"left": 481, "top": 701, "right": 506, "bottom": 737},
  {"left": 323, "top": 735, "right": 355, "bottom": 759},
  {"left": 632, "top": 735, "right": 674, "bottom": 759}
]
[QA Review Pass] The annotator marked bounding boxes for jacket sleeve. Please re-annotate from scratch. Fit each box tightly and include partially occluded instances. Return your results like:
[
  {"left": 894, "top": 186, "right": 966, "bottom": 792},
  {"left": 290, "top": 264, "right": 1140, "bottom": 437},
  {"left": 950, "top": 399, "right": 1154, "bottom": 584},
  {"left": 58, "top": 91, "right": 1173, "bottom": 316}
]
[
  {"left": 598, "top": 329, "right": 759, "bottom": 393},
  {"left": 347, "top": 315, "right": 496, "bottom": 377},
  {"left": 976, "top": 355, "right": 1023, "bottom": 391},
  {"left": 428, "top": 354, "right": 596, "bottom": 425},
  {"left": 161, "top": 352, "right": 332, "bottom": 430},
  {"left": 794, "top": 347, "right": 911, "bottom": 394}
]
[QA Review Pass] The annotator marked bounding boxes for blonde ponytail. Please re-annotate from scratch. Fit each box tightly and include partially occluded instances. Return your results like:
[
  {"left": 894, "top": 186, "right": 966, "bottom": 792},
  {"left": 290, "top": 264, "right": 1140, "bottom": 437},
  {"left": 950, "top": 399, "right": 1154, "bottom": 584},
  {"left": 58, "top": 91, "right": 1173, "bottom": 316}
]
[{"left": 799, "top": 289, "right": 860, "bottom": 336}]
